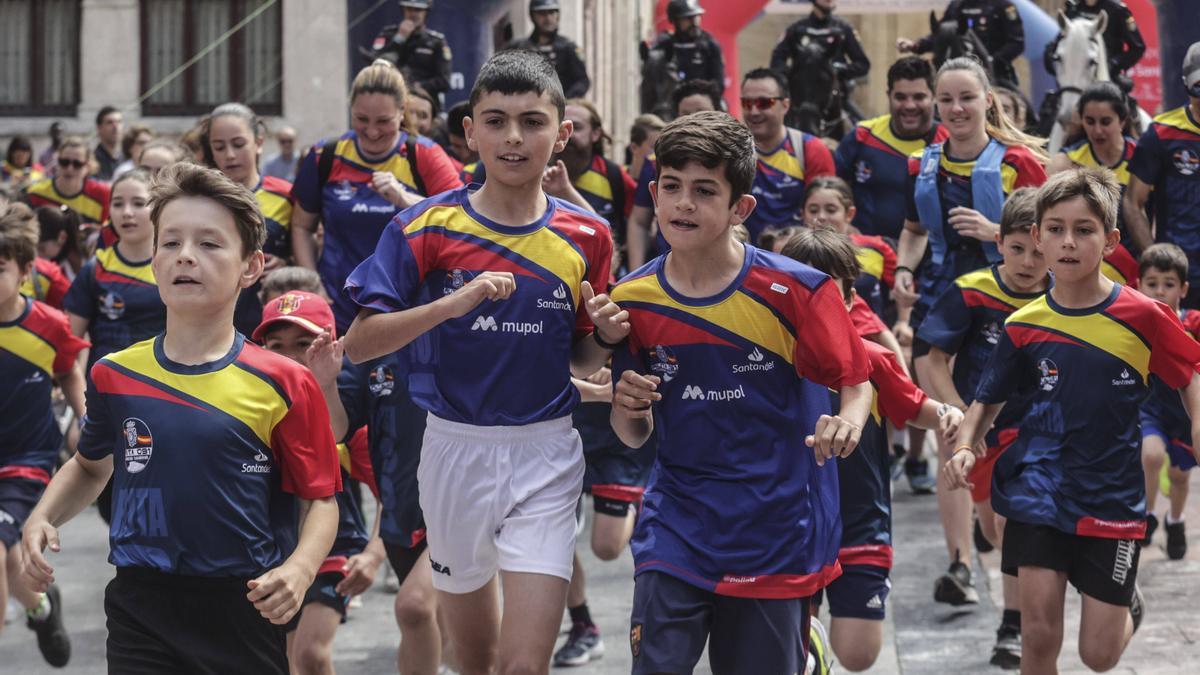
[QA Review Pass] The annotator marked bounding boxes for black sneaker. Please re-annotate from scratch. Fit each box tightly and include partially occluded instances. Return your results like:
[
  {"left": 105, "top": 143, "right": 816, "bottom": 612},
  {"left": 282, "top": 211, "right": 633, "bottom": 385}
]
[
  {"left": 1130, "top": 584, "right": 1145, "bottom": 634},
  {"left": 905, "top": 458, "right": 936, "bottom": 494},
  {"left": 990, "top": 621, "right": 1021, "bottom": 670},
  {"left": 26, "top": 584, "right": 70, "bottom": 667},
  {"left": 974, "top": 517, "right": 995, "bottom": 553},
  {"left": 552, "top": 621, "right": 603, "bottom": 667},
  {"left": 1165, "top": 519, "right": 1187, "bottom": 560},
  {"left": 1142, "top": 513, "right": 1159, "bottom": 547},
  {"left": 933, "top": 561, "right": 980, "bottom": 605}
]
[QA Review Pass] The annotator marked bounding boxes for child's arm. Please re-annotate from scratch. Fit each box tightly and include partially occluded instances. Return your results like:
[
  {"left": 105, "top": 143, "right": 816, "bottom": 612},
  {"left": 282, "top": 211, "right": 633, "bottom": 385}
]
[
  {"left": 22, "top": 453, "right": 114, "bottom": 592},
  {"left": 247, "top": 495, "right": 339, "bottom": 625},
  {"left": 570, "top": 281, "right": 631, "bottom": 378},
  {"left": 865, "top": 326, "right": 909, "bottom": 377},
  {"left": 336, "top": 500, "right": 386, "bottom": 598},
  {"left": 345, "top": 271, "right": 516, "bottom": 363},
  {"left": 915, "top": 346, "right": 968, "bottom": 410},
  {"left": 56, "top": 361, "right": 86, "bottom": 421},
  {"left": 574, "top": 368, "right": 614, "bottom": 404},
  {"left": 610, "top": 370, "right": 659, "bottom": 448},
  {"left": 306, "top": 330, "right": 349, "bottom": 440},
  {"left": 942, "top": 400, "right": 1006, "bottom": 491},
  {"left": 908, "top": 398, "right": 966, "bottom": 443},
  {"left": 808, "top": 381, "right": 872, "bottom": 465},
  {"left": 894, "top": 220, "right": 928, "bottom": 308}
]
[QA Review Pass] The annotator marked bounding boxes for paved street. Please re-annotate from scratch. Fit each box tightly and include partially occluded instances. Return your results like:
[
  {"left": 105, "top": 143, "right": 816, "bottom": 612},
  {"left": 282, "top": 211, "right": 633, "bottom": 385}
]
[{"left": 6, "top": 471, "right": 1200, "bottom": 674}]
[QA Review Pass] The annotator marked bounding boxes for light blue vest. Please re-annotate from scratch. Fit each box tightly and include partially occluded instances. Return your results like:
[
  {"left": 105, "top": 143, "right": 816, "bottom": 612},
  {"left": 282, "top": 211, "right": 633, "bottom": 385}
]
[{"left": 913, "top": 139, "right": 1006, "bottom": 267}]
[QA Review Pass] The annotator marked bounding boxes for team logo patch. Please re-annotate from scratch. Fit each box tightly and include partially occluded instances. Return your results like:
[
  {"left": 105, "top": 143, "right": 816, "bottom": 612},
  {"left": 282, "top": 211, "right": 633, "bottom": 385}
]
[
  {"left": 630, "top": 624, "right": 642, "bottom": 658},
  {"left": 444, "top": 268, "right": 469, "bottom": 295},
  {"left": 122, "top": 418, "right": 153, "bottom": 474},
  {"left": 1112, "top": 368, "right": 1137, "bottom": 387},
  {"left": 649, "top": 345, "right": 679, "bottom": 382},
  {"left": 333, "top": 180, "right": 356, "bottom": 202},
  {"left": 100, "top": 291, "right": 126, "bottom": 320},
  {"left": 369, "top": 365, "right": 395, "bottom": 397},
  {"left": 854, "top": 159, "right": 872, "bottom": 184},
  {"left": 1173, "top": 149, "right": 1200, "bottom": 176},
  {"left": 278, "top": 292, "right": 304, "bottom": 314},
  {"left": 1037, "top": 358, "right": 1059, "bottom": 392},
  {"left": 982, "top": 321, "right": 1002, "bottom": 345}
]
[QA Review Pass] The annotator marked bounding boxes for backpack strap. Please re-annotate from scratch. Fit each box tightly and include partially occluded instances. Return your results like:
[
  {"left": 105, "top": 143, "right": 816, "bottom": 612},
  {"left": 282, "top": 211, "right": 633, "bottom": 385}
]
[
  {"left": 317, "top": 138, "right": 339, "bottom": 191},
  {"left": 913, "top": 142, "right": 947, "bottom": 266},
  {"left": 785, "top": 127, "right": 807, "bottom": 177},
  {"left": 406, "top": 135, "right": 427, "bottom": 197}
]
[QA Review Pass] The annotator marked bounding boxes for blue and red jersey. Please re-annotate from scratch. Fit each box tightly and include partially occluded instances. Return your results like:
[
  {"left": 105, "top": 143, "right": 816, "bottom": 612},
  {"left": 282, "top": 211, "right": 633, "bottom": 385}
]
[
  {"left": 836, "top": 115, "right": 948, "bottom": 239},
  {"left": 25, "top": 177, "right": 111, "bottom": 227},
  {"left": 64, "top": 247, "right": 165, "bottom": 371},
  {"left": 346, "top": 186, "right": 613, "bottom": 426},
  {"left": 256, "top": 176, "right": 294, "bottom": 260},
  {"left": 0, "top": 298, "right": 88, "bottom": 477},
  {"left": 747, "top": 129, "right": 836, "bottom": 243},
  {"left": 851, "top": 234, "right": 896, "bottom": 319},
  {"left": 1129, "top": 107, "right": 1200, "bottom": 286},
  {"left": 976, "top": 284, "right": 1200, "bottom": 539},
  {"left": 78, "top": 334, "right": 341, "bottom": 576},
  {"left": 291, "top": 131, "right": 463, "bottom": 332},
  {"left": 1140, "top": 308, "right": 1200, "bottom": 445},
  {"left": 320, "top": 426, "right": 379, "bottom": 575},
  {"left": 836, "top": 340, "right": 927, "bottom": 570},
  {"left": 610, "top": 245, "right": 869, "bottom": 599},
  {"left": 20, "top": 257, "right": 70, "bottom": 309}
]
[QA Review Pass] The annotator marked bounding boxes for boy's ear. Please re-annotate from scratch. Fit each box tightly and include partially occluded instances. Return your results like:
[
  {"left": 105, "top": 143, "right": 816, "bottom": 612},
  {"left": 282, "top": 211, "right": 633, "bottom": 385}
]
[
  {"left": 20, "top": 260, "right": 34, "bottom": 281},
  {"left": 649, "top": 180, "right": 658, "bottom": 209},
  {"left": 554, "top": 119, "right": 574, "bottom": 155},
  {"left": 240, "top": 250, "right": 265, "bottom": 290},
  {"left": 730, "top": 193, "right": 758, "bottom": 225},
  {"left": 1103, "top": 227, "right": 1120, "bottom": 257},
  {"left": 1030, "top": 222, "right": 1043, "bottom": 250},
  {"left": 994, "top": 231, "right": 1004, "bottom": 246},
  {"left": 463, "top": 116, "right": 477, "bottom": 151}
]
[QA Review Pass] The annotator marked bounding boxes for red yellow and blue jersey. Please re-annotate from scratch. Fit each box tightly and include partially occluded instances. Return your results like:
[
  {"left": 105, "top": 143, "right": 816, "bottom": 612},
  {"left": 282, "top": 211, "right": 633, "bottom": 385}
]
[
  {"left": 255, "top": 176, "right": 294, "bottom": 260},
  {"left": 346, "top": 186, "right": 614, "bottom": 426},
  {"left": 747, "top": 129, "right": 836, "bottom": 243},
  {"left": 19, "top": 258, "right": 70, "bottom": 309},
  {"left": 0, "top": 298, "right": 88, "bottom": 476},
  {"left": 836, "top": 115, "right": 948, "bottom": 239},
  {"left": 78, "top": 334, "right": 341, "bottom": 576},
  {"left": 291, "top": 131, "right": 463, "bottom": 331},
  {"left": 1, "top": 161, "right": 45, "bottom": 188},
  {"left": 25, "top": 177, "right": 111, "bottom": 226},
  {"left": 64, "top": 247, "right": 165, "bottom": 371},
  {"left": 851, "top": 234, "right": 896, "bottom": 319},
  {"left": 1140, "top": 309, "right": 1200, "bottom": 446},
  {"left": 1064, "top": 135, "right": 1139, "bottom": 252},
  {"left": 836, "top": 340, "right": 926, "bottom": 569},
  {"left": 460, "top": 161, "right": 481, "bottom": 185},
  {"left": 1130, "top": 107, "right": 1200, "bottom": 284},
  {"left": 917, "top": 264, "right": 1045, "bottom": 438},
  {"left": 975, "top": 284, "right": 1200, "bottom": 539},
  {"left": 633, "top": 155, "right": 656, "bottom": 211},
  {"left": 610, "top": 245, "right": 870, "bottom": 599},
  {"left": 338, "top": 354, "right": 428, "bottom": 549},
  {"left": 1102, "top": 242, "right": 1140, "bottom": 289},
  {"left": 320, "top": 426, "right": 378, "bottom": 575}
]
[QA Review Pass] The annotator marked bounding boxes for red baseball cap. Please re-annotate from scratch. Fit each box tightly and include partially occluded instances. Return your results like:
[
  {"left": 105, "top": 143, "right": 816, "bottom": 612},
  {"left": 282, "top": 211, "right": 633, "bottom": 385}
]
[{"left": 252, "top": 291, "right": 335, "bottom": 342}]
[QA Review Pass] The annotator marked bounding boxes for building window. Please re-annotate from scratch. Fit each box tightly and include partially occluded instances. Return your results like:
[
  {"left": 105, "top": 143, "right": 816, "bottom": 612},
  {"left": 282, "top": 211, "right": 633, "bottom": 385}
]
[
  {"left": 140, "top": 0, "right": 282, "bottom": 116},
  {"left": 0, "top": 0, "right": 81, "bottom": 116}
]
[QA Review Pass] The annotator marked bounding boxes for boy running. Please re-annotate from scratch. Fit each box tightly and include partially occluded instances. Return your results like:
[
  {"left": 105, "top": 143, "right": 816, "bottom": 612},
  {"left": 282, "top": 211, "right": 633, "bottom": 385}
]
[
  {"left": 945, "top": 167, "right": 1200, "bottom": 674},
  {"left": 609, "top": 110, "right": 872, "bottom": 674}
]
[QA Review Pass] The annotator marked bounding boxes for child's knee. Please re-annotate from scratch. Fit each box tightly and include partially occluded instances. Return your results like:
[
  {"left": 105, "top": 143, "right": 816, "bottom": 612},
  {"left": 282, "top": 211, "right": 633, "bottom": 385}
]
[
  {"left": 394, "top": 584, "right": 437, "bottom": 628},
  {"left": 1078, "top": 640, "right": 1123, "bottom": 672},
  {"left": 591, "top": 537, "right": 624, "bottom": 561},
  {"left": 291, "top": 638, "right": 333, "bottom": 674},
  {"left": 832, "top": 642, "right": 880, "bottom": 672},
  {"left": 1021, "top": 614, "right": 1063, "bottom": 654},
  {"left": 1168, "top": 466, "right": 1191, "bottom": 486}
]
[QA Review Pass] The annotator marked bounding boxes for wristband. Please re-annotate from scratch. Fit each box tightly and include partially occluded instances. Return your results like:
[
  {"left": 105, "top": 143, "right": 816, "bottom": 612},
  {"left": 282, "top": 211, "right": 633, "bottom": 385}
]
[
  {"left": 953, "top": 444, "right": 974, "bottom": 456},
  {"left": 936, "top": 402, "right": 952, "bottom": 418},
  {"left": 895, "top": 266, "right": 915, "bottom": 277},
  {"left": 592, "top": 330, "right": 627, "bottom": 350}
]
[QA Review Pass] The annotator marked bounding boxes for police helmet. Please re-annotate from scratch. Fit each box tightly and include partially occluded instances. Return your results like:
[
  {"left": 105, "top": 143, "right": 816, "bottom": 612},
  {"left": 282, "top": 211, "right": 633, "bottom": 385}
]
[
  {"left": 530, "top": 0, "right": 560, "bottom": 13},
  {"left": 398, "top": 0, "right": 432, "bottom": 10},
  {"left": 667, "top": 0, "right": 704, "bottom": 23}
]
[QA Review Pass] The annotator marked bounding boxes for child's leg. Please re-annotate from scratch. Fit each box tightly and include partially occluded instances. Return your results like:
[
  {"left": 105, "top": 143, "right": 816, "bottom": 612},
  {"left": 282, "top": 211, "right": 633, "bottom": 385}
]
[
  {"left": 830, "top": 618, "right": 883, "bottom": 672},
  {"left": 708, "top": 593, "right": 808, "bottom": 675},
  {"left": 1017, "top": 566, "right": 1068, "bottom": 675},
  {"left": 289, "top": 603, "right": 342, "bottom": 675},
  {"left": 1167, "top": 465, "right": 1191, "bottom": 521},
  {"left": 591, "top": 507, "right": 637, "bottom": 561},
  {"left": 437, "top": 578, "right": 501, "bottom": 675},
  {"left": 824, "top": 565, "right": 889, "bottom": 671},
  {"left": 977, "top": 498, "right": 1001, "bottom": 549},
  {"left": 497, "top": 571, "right": 569, "bottom": 675},
  {"left": 565, "top": 551, "right": 586, "bottom": 609},
  {"left": 937, "top": 435, "right": 973, "bottom": 565},
  {"left": 1077, "top": 593, "right": 1134, "bottom": 672},
  {"left": 1141, "top": 435, "right": 1167, "bottom": 514},
  {"left": 393, "top": 549, "right": 441, "bottom": 675}
]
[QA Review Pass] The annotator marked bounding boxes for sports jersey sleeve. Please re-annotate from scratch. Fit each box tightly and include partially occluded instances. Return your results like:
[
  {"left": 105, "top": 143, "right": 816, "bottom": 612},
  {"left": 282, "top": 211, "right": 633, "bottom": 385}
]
[
  {"left": 575, "top": 228, "right": 614, "bottom": 342},
  {"left": 337, "top": 360, "right": 370, "bottom": 433},
  {"left": 1006, "top": 149, "right": 1048, "bottom": 191},
  {"left": 916, "top": 283, "right": 971, "bottom": 354},
  {"left": 1128, "top": 126, "right": 1164, "bottom": 186},
  {"left": 345, "top": 427, "right": 379, "bottom": 498},
  {"left": 874, "top": 238, "right": 897, "bottom": 288},
  {"left": 633, "top": 160, "right": 656, "bottom": 209},
  {"left": 804, "top": 136, "right": 836, "bottom": 179},
  {"left": 344, "top": 213, "right": 431, "bottom": 313},
  {"left": 834, "top": 127, "right": 860, "bottom": 182},
  {"left": 290, "top": 144, "right": 324, "bottom": 214},
  {"left": 271, "top": 371, "right": 342, "bottom": 500},
  {"left": 794, "top": 279, "right": 870, "bottom": 388},
  {"left": 871, "top": 346, "right": 927, "bottom": 427},
  {"left": 850, "top": 294, "right": 887, "bottom": 337},
  {"left": 62, "top": 259, "right": 98, "bottom": 322},
  {"left": 77, "top": 367, "right": 113, "bottom": 461},
  {"left": 47, "top": 313, "right": 89, "bottom": 375},
  {"left": 415, "top": 142, "right": 466, "bottom": 196},
  {"left": 974, "top": 329, "right": 1025, "bottom": 405},
  {"left": 40, "top": 262, "right": 70, "bottom": 309},
  {"left": 1148, "top": 301, "right": 1200, "bottom": 390}
]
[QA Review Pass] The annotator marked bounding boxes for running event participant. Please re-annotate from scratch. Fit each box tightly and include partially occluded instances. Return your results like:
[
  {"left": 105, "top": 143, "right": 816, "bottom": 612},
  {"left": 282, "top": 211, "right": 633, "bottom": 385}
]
[
  {"left": 291, "top": 59, "right": 462, "bottom": 334},
  {"left": 1124, "top": 42, "right": 1200, "bottom": 307},
  {"left": 945, "top": 167, "right": 1200, "bottom": 674},
  {"left": 0, "top": 203, "right": 86, "bottom": 668},
  {"left": 21, "top": 163, "right": 342, "bottom": 674},
  {"left": 2, "top": 136, "right": 45, "bottom": 193},
  {"left": 19, "top": 255, "right": 70, "bottom": 310},
  {"left": 24, "top": 137, "right": 112, "bottom": 238},
  {"left": 33, "top": 205, "right": 85, "bottom": 282},
  {"left": 342, "top": 50, "right": 621, "bottom": 675},
  {"left": 610, "top": 110, "right": 871, "bottom": 675}
]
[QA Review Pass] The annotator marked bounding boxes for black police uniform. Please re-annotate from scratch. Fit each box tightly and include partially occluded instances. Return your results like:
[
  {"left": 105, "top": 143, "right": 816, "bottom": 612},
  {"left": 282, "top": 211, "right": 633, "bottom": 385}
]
[
  {"left": 916, "top": 0, "right": 1026, "bottom": 87},
  {"left": 370, "top": 25, "right": 452, "bottom": 98},
  {"left": 1044, "top": 0, "right": 1146, "bottom": 79},
  {"left": 650, "top": 28, "right": 726, "bottom": 95},
  {"left": 770, "top": 12, "right": 871, "bottom": 85},
  {"left": 506, "top": 32, "right": 591, "bottom": 98}
]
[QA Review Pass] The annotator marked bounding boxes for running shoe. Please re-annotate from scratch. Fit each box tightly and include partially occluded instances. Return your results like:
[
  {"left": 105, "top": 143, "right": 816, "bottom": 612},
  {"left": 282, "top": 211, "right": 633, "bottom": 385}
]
[
  {"left": 990, "top": 621, "right": 1021, "bottom": 669},
  {"left": 1142, "top": 513, "right": 1158, "bottom": 547},
  {"left": 1166, "top": 518, "right": 1187, "bottom": 560},
  {"left": 905, "top": 458, "right": 936, "bottom": 494},
  {"left": 974, "top": 517, "right": 995, "bottom": 553},
  {"left": 26, "top": 584, "right": 70, "bottom": 667},
  {"left": 808, "top": 616, "right": 832, "bottom": 675},
  {"left": 1130, "top": 584, "right": 1145, "bottom": 634},
  {"left": 553, "top": 621, "right": 604, "bottom": 667},
  {"left": 933, "top": 561, "right": 980, "bottom": 605}
]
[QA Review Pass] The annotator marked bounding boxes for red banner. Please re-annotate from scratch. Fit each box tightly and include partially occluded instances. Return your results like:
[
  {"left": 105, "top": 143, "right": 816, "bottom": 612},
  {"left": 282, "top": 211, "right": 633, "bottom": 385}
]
[{"left": 1126, "top": 0, "right": 1161, "bottom": 115}]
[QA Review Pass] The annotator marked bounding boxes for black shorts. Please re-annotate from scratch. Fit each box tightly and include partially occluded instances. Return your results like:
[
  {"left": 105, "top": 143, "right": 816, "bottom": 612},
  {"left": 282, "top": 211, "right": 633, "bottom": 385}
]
[
  {"left": 574, "top": 402, "right": 655, "bottom": 517},
  {"left": 384, "top": 538, "right": 428, "bottom": 586},
  {"left": 1001, "top": 519, "right": 1141, "bottom": 606},
  {"left": 630, "top": 570, "right": 810, "bottom": 675},
  {"left": 822, "top": 564, "right": 890, "bottom": 620},
  {"left": 0, "top": 477, "right": 45, "bottom": 549},
  {"left": 105, "top": 567, "right": 288, "bottom": 675},
  {"left": 302, "top": 571, "right": 349, "bottom": 617}
]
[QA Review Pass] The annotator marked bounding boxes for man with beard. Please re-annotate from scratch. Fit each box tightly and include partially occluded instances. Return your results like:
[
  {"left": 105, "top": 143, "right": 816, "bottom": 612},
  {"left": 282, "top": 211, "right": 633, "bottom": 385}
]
[{"left": 506, "top": 0, "right": 590, "bottom": 98}]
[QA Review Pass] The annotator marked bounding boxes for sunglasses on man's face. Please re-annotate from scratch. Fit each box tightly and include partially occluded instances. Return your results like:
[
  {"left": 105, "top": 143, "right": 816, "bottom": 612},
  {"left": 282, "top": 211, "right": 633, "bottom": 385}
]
[
  {"left": 58, "top": 158, "right": 86, "bottom": 169},
  {"left": 741, "top": 97, "right": 783, "bottom": 112}
]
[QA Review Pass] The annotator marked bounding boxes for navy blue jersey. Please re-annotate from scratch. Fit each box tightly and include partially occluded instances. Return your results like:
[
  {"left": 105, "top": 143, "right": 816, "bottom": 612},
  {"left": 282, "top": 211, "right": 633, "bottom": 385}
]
[
  {"left": 747, "top": 130, "right": 836, "bottom": 243},
  {"left": 851, "top": 234, "right": 896, "bottom": 319},
  {"left": 78, "top": 334, "right": 341, "bottom": 576},
  {"left": 320, "top": 427, "right": 375, "bottom": 574},
  {"left": 1140, "top": 309, "right": 1200, "bottom": 442},
  {"left": 64, "top": 247, "right": 166, "bottom": 371},
  {"left": 976, "top": 285, "right": 1200, "bottom": 539},
  {"left": 1129, "top": 107, "right": 1200, "bottom": 286}
]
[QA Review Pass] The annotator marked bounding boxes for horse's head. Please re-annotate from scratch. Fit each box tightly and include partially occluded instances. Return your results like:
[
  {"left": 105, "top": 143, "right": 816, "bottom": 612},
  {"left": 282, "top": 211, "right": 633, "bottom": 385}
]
[
  {"left": 1052, "top": 10, "right": 1110, "bottom": 91},
  {"left": 930, "top": 11, "right": 962, "bottom": 68}
]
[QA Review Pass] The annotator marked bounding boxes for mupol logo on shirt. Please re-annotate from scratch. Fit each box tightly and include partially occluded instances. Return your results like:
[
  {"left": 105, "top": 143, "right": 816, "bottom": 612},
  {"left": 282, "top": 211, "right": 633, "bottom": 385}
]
[
  {"left": 472, "top": 315, "right": 498, "bottom": 332},
  {"left": 471, "top": 315, "right": 543, "bottom": 335},
  {"left": 681, "top": 384, "right": 746, "bottom": 402},
  {"left": 122, "top": 418, "right": 153, "bottom": 474},
  {"left": 649, "top": 345, "right": 679, "bottom": 382},
  {"left": 1112, "top": 368, "right": 1137, "bottom": 387},
  {"left": 352, "top": 202, "right": 398, "bottom": 214}
]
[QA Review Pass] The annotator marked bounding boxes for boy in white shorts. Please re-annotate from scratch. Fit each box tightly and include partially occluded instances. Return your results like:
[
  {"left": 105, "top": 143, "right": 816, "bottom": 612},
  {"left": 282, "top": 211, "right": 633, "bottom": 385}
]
[{"left": 343, "top": 50, "right": 626, "bottom": 675}]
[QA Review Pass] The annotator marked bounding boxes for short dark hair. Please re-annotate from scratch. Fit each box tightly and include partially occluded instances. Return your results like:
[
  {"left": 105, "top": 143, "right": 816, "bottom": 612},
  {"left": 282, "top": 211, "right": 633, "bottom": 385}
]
[
  {"left": 150, "top": 163, "right": 265, "bottom": 258},
  {"left": 95, "top": 105, "right": 120, "bottom": 126},
  {"left": 1000, "top": 187, "right": 1038, "bottom": 237},
  {"left": 0, "top": 203, "right": 39, "bottom": 269},
  {"left": 670, "top": 79, "right": 723, "bottom": 116},
  {"left": 887, "top": 56, "right": 935, "bottom": 92},
  {"left": 446, "top": 101, "right": 471, "bottom": 140},
  {"left": 1139, "top": 243, "right": 1189, "bottom": 283},
  {"left": 1077, "top": 81, "right": 1129, "bottom": 121},
  {"left": 469, "top": 50, "right": 566, "bottom": 121},
  {"left": 741, "top": 67, "right": 789, "bottom": 98},
  {"left": 5, "top": 136, "right": 33, "bottom": 167},
  {"left": 34, "top": 205, "right": 80, "bottom": 265},
  {"left": 654, "top": 111, "right": 755, "bottom": 205},
  {"left": 1035, "top": 167, "right": 1121, "bottom": 233},
  {"left": 780, "top": 228, "right": 861, "bottom": 302},
  {"left": 629, "top": 114, "right": 666, "bottom": 145}
]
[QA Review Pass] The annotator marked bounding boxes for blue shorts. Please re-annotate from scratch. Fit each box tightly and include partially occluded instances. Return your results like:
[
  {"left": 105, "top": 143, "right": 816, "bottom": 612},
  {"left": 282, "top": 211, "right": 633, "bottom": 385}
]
[
  {"left": 574, "top": 402, "right": 655, "bottom": 517},
  {"left": 630, "top": 570, "right": 810, "bottom": 675},
  {"left": 0, "top": 478, "right": 45, "bottom": 549},
  {"left": 822, "top": 564, "right": 891, "bottom": 620},
  {"left": 1141, "top": 415, "right": 1198, "bottom": 471}
]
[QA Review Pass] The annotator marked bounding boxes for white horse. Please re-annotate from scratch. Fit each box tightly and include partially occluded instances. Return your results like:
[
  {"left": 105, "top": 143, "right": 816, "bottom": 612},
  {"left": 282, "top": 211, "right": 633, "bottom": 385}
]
[{"left": 1048, "top": 10, "right": 1152, "bottom": 153}]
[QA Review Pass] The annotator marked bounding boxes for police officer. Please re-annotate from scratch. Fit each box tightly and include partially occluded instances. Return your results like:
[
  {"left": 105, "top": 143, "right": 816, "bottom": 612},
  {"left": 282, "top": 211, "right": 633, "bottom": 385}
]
[
  {"left": 898, "top": 0, "right": 1025, "bottom": 88},
  {"left": 369, "top": 0, "right": 452, "bottom": 99},
  {"left": 646, "top": 0, "right": 726, "bottom": 97},
  {"left": 1043, "top": 0, "right": 1146, "bottom": 90},
  {"left": 506, "top": 0, "right": 591, "bottom": 98},
  {"left": 770, "top": 0, "right": 871, "bottom": 97}
]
